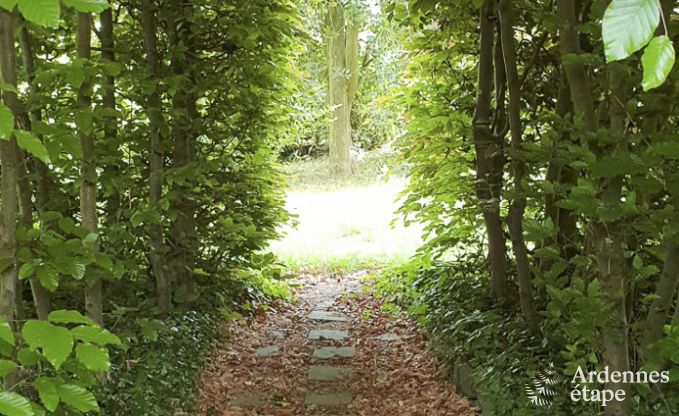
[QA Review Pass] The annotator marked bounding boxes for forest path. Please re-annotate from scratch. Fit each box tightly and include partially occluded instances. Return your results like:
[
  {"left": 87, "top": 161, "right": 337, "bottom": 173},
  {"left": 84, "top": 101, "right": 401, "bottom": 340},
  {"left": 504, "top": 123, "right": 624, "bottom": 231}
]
[{"left": 196, "top": 270, "right": 476, "bottom": 416}]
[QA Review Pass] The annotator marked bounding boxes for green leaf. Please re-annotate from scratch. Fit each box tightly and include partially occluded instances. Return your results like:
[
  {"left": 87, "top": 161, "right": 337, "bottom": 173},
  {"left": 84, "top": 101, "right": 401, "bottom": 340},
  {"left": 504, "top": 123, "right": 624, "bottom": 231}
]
[
  {"left": 17, "top": 0, "right": 60, "bottom": 28},
  {"left": 15, "top": 130, "right": 49, "bottom": 164},
  {"left": 48, "top": 310, "right": 94, "bottom": 326},
  {"left": 602, "top": 0, "right": 659, "bottom": 61},
  {"left": 35, "top": 377, "right": 59, "bottom": 412},
  {"left": 63, "top": 0, "right": 108, "bottom": 13},
  {"left": 0, "top": 391, "right": 32, "bottom": 416},
  {"left": 0, "top": 1, "right": 17, "bottom": 11},
  {"left": 71, "top": 325, "right": 121, "bottom": 346},
  {"left": 36, "top": 264, "right": 59, "bottom": 292},
  {"left": 57, "top": 384, "right": 99, "bottom": 413},
  {"left": 0, "top": 319, "right": 14, "bottom": 346},
  {"left": 0, "top": 359, "right": 17, "bottom": 377},
  {"left": 17, "top": 348, "right": 40, "bottom": 366},
  {"left": 75, "top": 344, "right": 109, "bottom": 371},
  {"left": 641, "top": 35, "right": 675, "bottom": 91},
  {"left": 0, "top": 105, "right": 14, "bottom": 139},
  {"left": 21, "top": 320, "right": 73, "bottom": 369},
  {"left": 18, "top": 263, "right": 35, "bottom": 280}
]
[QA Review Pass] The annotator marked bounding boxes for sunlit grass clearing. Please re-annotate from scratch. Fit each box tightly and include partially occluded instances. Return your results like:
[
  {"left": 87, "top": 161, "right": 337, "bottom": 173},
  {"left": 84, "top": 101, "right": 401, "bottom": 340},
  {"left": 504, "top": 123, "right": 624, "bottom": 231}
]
[{"left": 270, "top": 177, "right": 423, "bottom": 273}]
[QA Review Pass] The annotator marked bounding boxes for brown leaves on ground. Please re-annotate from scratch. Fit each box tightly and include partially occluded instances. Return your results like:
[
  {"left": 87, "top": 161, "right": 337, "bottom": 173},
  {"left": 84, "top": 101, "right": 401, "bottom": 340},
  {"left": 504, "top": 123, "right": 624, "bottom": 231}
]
[{"left": 195, "top": 272, "right": 477, "bottom": 416}]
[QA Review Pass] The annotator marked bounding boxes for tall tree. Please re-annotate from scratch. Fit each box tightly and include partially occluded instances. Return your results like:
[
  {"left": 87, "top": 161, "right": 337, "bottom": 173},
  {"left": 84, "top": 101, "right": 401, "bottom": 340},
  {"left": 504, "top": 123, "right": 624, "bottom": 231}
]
[
  {"left": 76, "top": 11, "right": 103, "bottom": 326},
  {"left": 0, "top": 8, "right": 18, "bottom": 325},
  {"left": 473, "top": 0, "right": 508, "bottom": 301},
  {"left": 167, "top": 0, "right": 199, "bottom": 301},
  {"left": 142, "top": 0, "right": 172, "bottom": 314},
  {"left": 326, "top": 2, "right": 351, "bottom": 176},
  {"left": 18, "top": 23, "right": 51, "bottom": 320},
  {"left": 498, "top": 0, "right": 537, "bottom": 331},
  {"left": 325, "top": 1, "right": 362, "bottom": 176},
  {"left": 100, "top": 7, "right": 120, "bottom": 223}
]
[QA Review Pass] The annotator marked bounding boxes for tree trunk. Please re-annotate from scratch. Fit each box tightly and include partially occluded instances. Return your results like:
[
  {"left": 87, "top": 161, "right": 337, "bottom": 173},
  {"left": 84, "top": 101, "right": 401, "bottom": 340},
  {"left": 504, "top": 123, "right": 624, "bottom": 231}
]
[
  {"left": 346, "top": 21, "right": 360, "bottom": 109},
  {"left": 326, "top": 3, "right": 352, "bottom": 176},
  {"left": 17, "top": 24, "right": 52, "bottom": 320},
  {"left": 473, "top": 0, "right": 508, "bottom": 301},
  {"left": 593, "top": 68, "right": 631, "bottom": 416},
  {"left": 0, "top": 9, "right": 18, "bottom": 326},
  {"left": 498, "top": 0, "right": 538, "bottom": 331},
  {"left": 544, "top": 75, "right": 579, "bottom": 268},
  {"left": 76, "top": 12, "right": 103, "bottom": 326},
  {"left": 642, "top": 242, "right": 679, "bottom": 349},
  {"left": 557, "top": 4, "right": 630, "bottom": 414},
  {"left": 142, "top": 0, "right": 172, "bottom": 315},
  {"left": 100, "top": 8, "right": 120, "bottom": 223},
  {"left": 18, "top": 24, "right": 51, "bottom": 217},
  {"left": 167, "top": 0, "right": 198, "bottom": 302}
]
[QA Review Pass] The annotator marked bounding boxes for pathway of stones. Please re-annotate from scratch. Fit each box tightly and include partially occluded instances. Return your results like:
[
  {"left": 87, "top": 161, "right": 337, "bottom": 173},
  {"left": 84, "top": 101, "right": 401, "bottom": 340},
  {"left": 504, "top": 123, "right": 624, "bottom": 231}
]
[{"left": 196, "top": 271, "right": 477, "bottom": 416}]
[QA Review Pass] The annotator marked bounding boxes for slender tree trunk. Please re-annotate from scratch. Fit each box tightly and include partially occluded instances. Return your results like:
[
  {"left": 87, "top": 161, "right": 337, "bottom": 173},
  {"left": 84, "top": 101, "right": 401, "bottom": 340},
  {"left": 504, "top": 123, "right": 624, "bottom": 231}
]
[
  {"left": 326, "top": 3, "right": 352, "bottom": 176},
  {"left": 473, "top": 0, "right": 508, "bottom": 301},
  {"left": 18, "top": 25, "right": 51, "bottom": 216},
  {"left": 592, "top": 68, "right": 631, "bottom": 416},
  {"left": 498, "top": 0, "right": 538, "bottom": 331},
  {"left": 76, "top": 12, "right": 103, "bottom": 326},
  {"left": 100, "top": 8, "right": 120, "bottom": 223},
  {"left": 142, "top": 0, "right": 171, "bottom": 315},
  {"left": 0, "top": 10, "right": 18, "bottom": 328},
  {"left": 544, "top": 75, "right": 579, "bottom": 268},
  {"left": 642, "top": 242, "right": 679, "bottom": 348},
  {"left": 167, "top": 0, "right": 198, "bottom": 301}
]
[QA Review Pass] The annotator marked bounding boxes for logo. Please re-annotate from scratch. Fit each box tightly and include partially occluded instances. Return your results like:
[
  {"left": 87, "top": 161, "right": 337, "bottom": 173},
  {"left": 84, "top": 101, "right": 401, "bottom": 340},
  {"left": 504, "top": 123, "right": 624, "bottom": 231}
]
[
  {"left": 526, "top": 363, "right": 672, "bottom": 407},
  {"left": 525, "top": 363, "right": 561, "bottom": 407}
]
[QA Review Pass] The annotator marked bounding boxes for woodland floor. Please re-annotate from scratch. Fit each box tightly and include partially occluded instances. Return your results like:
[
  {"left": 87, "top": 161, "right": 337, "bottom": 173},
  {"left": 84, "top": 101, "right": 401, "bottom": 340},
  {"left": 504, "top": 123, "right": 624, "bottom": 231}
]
[{"left": 196, "top": 270, "right": 477, "bottom": 416}]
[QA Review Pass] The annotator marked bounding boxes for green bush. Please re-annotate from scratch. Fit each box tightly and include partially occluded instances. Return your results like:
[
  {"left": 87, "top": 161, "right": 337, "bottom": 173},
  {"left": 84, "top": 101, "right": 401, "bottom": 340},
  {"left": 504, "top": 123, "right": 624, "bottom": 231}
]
[{"left": 99, "top": 312, "right": 220, "bottom": 416}]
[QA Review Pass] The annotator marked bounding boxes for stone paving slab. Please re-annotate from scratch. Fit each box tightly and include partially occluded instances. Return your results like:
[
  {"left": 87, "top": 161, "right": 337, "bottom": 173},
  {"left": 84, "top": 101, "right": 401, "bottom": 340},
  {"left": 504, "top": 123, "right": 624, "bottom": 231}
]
[
  {"left": 313, "top": 346, "right": 355, "bottom": 359},
  {"left": 308, "top": 329, "right": 348, "bottom": 341},
  {"left": 308, "top": 365, "right": 353, "bottom": 381},
  {"left": 256, "top": 345, "right": 280, "bottom": 357},
  {"left": 271, "top": 330, "right": 286, "bottom": 339},
  {"left": 304, "top": 392, "right": 352, "bottom": 406},
  {"left": 309, "top": 310, "right": 348, "bottom": 322}
]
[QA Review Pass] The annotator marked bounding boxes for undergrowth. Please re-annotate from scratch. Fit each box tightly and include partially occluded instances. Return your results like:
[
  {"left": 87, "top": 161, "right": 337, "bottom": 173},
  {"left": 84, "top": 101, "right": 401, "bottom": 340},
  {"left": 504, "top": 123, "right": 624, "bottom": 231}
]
[{"left": 376, "top": 255, "right": 600, "bottom": 416}]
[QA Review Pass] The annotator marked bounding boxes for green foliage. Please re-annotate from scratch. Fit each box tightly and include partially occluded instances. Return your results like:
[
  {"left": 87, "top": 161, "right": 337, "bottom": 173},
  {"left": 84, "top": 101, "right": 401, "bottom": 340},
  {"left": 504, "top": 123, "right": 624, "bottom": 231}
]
[
  {"left": 0, "top": 314, "right": 119, "bottom": 415},
  {"left": 98, "top": 312, "right": 220, "bottom": 416},
  {"left": 641, "top": 36, "right": 675, "bottom": 90},
  {"left": 602, "top": 0, "right": 674, "bottom": 90}
]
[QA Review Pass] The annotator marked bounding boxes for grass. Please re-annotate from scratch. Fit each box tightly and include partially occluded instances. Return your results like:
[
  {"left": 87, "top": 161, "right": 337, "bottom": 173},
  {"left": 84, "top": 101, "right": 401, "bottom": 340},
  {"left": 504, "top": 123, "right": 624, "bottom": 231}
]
[
  {"left": 269, "top": 149, "right": 422, "bottom": 273},
  {"left": 282, "top": 149, "right": 409, "bottom": 191}
]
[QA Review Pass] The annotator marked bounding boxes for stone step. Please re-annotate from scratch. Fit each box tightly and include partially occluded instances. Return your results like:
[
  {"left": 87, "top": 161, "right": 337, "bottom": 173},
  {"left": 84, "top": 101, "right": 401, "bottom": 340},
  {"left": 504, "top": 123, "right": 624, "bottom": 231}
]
[
  {"left": 308, "top": 365, "right": 353, "bottom": 381},
  {"left": 256, "top": 345, "right": 279, "bottom": 357},
  {"left": 313, "top": 346, "right": 355, "bottom": 359},
  {"left": 309, "top": 310, "right": 348, "bottom": 322},
  {"left": 304, "top": 392, "right": 352, "bottom": 406},
  {"left": 308, "top": 329, "right": 348, "bottom": 341}
]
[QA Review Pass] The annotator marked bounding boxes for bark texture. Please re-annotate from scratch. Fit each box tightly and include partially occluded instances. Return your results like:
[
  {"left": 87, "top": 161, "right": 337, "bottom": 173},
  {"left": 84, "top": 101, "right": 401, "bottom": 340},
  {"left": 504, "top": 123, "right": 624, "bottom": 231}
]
[{"left": 326, "top": 3, "right": 352, "bottom": 176}]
